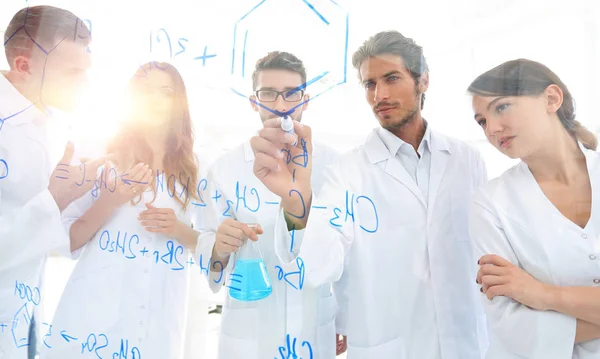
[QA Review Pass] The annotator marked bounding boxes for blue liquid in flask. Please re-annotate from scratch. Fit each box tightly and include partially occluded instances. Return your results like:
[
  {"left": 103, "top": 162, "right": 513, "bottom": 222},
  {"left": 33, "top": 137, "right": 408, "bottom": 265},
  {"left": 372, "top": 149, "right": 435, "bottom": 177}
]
[{"left": 229, "top": 259, "right": 272, "bottom": 301}]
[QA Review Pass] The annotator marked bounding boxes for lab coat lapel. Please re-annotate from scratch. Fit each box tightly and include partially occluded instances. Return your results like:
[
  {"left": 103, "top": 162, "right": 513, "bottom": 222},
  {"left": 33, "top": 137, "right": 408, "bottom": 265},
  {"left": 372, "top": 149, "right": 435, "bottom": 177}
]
[
  {"left": 25, "top": 122, "right": 47, "bottom": 150},
  {"left": 427, "top": 131, "right": 451, "bottom": 219},
  {"left": 364, "top": 130, "right": 426, "bottom": 207}
]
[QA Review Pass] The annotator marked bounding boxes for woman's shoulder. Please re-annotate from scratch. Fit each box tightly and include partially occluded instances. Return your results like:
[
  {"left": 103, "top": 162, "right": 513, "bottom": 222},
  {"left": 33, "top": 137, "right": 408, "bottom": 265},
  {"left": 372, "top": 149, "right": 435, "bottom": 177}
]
[{"left": 473, "top": 161, "right": 529, "bottom": 207}]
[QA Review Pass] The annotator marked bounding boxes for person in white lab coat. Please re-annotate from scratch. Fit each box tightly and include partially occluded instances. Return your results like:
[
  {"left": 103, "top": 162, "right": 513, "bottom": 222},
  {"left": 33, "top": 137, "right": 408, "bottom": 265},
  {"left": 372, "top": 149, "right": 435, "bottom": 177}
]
[
  {"left": 195, "top": 51, "right": 340, "bottom": 359},
  {"left": 0, "top": 6, "right": 107, "bottom": 359},
  {"left": 249, "top": 30, "right": 489, "bottom": 359},
  {"left": 43, "top": 62, "right": 205, "bottom": 359},
  {"left": 468, "top": 58, "right": 600, "bottom": 358}
]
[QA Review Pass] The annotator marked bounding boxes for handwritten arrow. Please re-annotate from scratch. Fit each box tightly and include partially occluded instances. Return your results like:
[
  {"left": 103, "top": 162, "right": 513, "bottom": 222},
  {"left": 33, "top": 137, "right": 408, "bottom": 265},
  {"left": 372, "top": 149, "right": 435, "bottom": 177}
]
[
  {"left": 60, "top": 330, "right": 78, "bottom": 343},
  {"left": 120, "top": 174, "right": 149, "bottom": 186}
]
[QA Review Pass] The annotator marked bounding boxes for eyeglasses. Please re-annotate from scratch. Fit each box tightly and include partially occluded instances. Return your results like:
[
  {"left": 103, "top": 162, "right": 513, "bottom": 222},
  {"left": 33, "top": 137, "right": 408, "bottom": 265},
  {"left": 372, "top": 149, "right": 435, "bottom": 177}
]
[{"left": 255, "top": 89, "right": 304, "bottom": 102}]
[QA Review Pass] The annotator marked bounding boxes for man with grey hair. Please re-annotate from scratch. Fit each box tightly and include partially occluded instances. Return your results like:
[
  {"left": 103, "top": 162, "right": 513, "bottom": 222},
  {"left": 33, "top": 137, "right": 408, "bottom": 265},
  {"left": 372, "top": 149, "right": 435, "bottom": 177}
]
[
  {"left": 250, "top": 30, "right": 490, "bottom": 358},
  {"left": 0, "top": 6, "right": 105, "bottom": 359}
]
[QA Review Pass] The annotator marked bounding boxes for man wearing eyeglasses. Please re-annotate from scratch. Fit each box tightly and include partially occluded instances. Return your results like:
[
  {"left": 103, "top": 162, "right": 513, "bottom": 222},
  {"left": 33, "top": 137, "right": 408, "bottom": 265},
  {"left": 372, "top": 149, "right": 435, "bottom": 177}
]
[{"left": 195, "top": 51, "right": 341, "bottom": 359}]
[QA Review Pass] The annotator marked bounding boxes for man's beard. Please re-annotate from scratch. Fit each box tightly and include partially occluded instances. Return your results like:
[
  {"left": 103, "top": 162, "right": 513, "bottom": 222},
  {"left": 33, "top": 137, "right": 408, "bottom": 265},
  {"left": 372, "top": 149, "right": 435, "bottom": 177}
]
[{"left": 381, "top": 103, "right": 419, "bottom": 131}]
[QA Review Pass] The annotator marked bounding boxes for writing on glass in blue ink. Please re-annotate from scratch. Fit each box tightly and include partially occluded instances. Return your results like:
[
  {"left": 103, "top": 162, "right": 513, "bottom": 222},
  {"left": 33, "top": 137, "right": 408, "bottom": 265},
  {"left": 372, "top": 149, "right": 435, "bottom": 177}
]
[
  {"left": 40, "top": 322, "right": 78, "bottom": 349},
  {"left": 198, "top": 254, "right": 225, "bottom": 284},
  {"left": 221, "top": 181, "right": 261, "bottom": 217},
  {"left": 149, "top": 28, "right": 217, "bottom": 67},
  {"left": 10, "top": 280, "right": 41, "bottom": 348},
  {"left": 274, "top": 257, "right": 305, "bottom": 291},
  {"left": 329, "top": 190, "right": 379, "bottom": 233},
  {"left": 12, "top": 302, "right": 33, "bottom": 348},
  {"left": 17, "top": 301, "right": 142, "bottom": 358},
  {"left": 14, "top": 280, "right": 41, "bottom": 306},
  {"left": 154, "top": 170, "right": 208, "bottom": 208},
  {"left": 0, "top": 159, "right": 8, "bottom": 180},
  {"left": 98, "top": 230, "right": 187, "bottom": 271},
  {"left": 279, "top": 136, "right": 310, "bottom": 220},
  {"left": 89, "top": 167, "right": 209, "bottom": 208},
  {"left": 81, "top": 332, "right": 142, "bottom": 359},
  {"left": 280, "top": 137, "right": 309, "bottom": 170},
  {"left": 277, "top": 334, "right": 313, "bottom": 359},
  {"left": 9, "top": 282, "right": 95, "bottom": 352},
  {"left": 151, "top": 240, "right": 186, "bottom": 271},
  {"left": 284, "top": 189, "right": 307, "bottom": 220},
  {"left": 73, "top": 18, "right": 93, "bottom": 53},
  {"left": 90, "top": 166, "right": 150, "bottom": 198}
]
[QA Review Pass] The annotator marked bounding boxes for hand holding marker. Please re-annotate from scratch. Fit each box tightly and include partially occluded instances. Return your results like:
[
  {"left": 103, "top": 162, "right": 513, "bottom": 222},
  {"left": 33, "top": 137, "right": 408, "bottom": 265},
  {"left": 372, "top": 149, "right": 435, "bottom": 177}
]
[{"left": 280, "top": 115, "right": 297, "bottom": 146}]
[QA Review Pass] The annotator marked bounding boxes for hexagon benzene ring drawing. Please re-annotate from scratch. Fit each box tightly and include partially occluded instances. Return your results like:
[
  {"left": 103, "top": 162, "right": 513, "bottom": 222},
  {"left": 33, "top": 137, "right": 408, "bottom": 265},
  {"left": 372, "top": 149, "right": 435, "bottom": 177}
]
[{"left": 229, "top": 0, "right": 350, "bottom": 118}]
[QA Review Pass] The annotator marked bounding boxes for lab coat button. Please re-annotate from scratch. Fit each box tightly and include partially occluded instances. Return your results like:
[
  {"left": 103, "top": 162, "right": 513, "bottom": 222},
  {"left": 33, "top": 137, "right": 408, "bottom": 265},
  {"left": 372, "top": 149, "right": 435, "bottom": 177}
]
[
  {"left": 139, "top": 320, "right": 144, "bottom": 325},
  {"left": 590, "top": 254, "right": 597, "bottom": 260},
  {"left": 140, "top": 305, "right": 146, "bottom": 309},
  {"left": 594, "top": 279, "right": 600, "bottom": 284},
  {"left": 582, "top": 233, "right": 588, "bottom": 239},
  {"left": 144, "top": 268, "right": 149, "bottom": 274}
]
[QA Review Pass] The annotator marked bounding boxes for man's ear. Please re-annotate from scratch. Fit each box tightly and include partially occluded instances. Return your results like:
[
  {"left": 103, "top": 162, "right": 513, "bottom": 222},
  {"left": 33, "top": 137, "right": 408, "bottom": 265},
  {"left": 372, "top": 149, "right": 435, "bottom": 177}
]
[
  {"left": 301, "top": 93, "right": 310, "bottom": 111},
  {"left": 418, "top": 72, "right": 429, "bottom": 93},
  {"left": 12, "top": 55, "right": 32, "bottom": 75},
  {"left": 249, "top": 95, "right": 259, "bottom": 112}
]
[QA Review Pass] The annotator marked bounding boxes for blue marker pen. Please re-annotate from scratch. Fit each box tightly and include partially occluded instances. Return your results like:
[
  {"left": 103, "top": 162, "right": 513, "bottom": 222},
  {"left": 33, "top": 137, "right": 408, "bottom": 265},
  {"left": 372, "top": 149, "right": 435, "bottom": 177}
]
[{"left": 280, "top": 116, "right": 297, "bottom": 146}]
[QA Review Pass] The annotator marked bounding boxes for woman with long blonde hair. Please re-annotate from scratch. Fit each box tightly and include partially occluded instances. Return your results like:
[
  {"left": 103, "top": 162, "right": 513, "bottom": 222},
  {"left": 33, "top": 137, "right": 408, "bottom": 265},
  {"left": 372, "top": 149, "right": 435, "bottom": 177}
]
[{"left": 44, "top": 62, "right": 205, "bottom": 359}]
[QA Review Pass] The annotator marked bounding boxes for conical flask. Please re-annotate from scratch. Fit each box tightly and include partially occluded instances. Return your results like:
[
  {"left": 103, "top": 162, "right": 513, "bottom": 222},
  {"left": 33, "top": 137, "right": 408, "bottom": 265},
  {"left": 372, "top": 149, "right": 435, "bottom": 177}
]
[{"left": 229, "top": 226, "right": 272, "bottom": 301}]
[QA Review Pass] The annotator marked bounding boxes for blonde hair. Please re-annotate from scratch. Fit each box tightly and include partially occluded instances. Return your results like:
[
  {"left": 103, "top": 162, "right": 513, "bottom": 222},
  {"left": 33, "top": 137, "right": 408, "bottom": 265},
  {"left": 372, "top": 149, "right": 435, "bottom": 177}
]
[
  {"left": 107, "top": 62, "right": 199, "bottom": 209},
  {"left": 572, "top": 121, "right": 598, "bottom": 151}
]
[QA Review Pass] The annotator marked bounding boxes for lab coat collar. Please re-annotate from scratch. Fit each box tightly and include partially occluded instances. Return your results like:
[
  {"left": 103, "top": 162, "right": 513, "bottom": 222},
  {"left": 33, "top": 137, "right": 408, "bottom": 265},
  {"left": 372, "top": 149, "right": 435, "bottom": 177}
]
[
  {"left": 365, "top": 128, "right": 423, "bottom": 204},
  {"left": 365, "top": 125, "right": 452, "bottom": 208},
  {"left": 427, "top": 130, "right": 452, "bottom": 216},
  {"left": 378, "top": 121, "right": 433, "bottom": 157},
  {"left": 0, "top": 72, "right": 48, "bottom": 127},
  {"left": 365, "top": 125, "right": 451, "bottom": 165},
  {"left": 243, "top": 136, "right": 320, "bottom": 162}
]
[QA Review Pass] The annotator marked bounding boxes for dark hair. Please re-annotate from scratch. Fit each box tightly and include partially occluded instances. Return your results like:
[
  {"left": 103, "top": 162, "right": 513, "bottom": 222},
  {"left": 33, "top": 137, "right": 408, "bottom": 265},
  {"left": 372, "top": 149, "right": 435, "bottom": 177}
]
[
  {"left": 107, "top": 62, "right": 199, "bottom": 209},
  {"left": 251, "top": 51, "right": 307, "bottom": 90},
  {"left": 4, "top": 6, "right": 90, "bottom": 67},
  {"left": 352, "top": 30, "right": 429, "bottom": 109},
  {"left": 468, "top": 59, "right": 597, "bottom": 151}
]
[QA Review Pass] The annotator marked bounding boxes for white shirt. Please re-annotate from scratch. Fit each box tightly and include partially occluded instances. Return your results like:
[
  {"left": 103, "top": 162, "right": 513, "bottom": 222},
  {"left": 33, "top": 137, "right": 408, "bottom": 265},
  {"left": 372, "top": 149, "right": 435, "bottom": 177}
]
[
  {"left": 42, "top": 164, "right": 206, "bottom": 359},
  {"left": 469, "top": 148, "right": 600, "bottom": 359},
  {"left": 0, "top": 73, "right": 68, "bottom": 359},
  {"left": 194, "top": 139, "right": 340, "bottom": 359},
  {"left": 273, "top": 127, "right": 489, "bottom": 359},
  {"left": 378, "top": 125, "right": 432, "bottom": 202}
]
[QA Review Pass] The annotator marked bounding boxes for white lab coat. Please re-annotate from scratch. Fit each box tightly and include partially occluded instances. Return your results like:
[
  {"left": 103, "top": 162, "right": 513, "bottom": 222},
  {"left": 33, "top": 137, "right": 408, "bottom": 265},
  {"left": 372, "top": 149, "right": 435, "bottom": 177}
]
[
  {"left": 469, "top": 148, "right": 600, "bottom": 359},
  {"left": 0, "top": 74, "right": 69, "bottom": 359},
  {"left": 195, "top": 139, "right": 339, "bottom": 359},
  {"left": 42, "top": 162, "right": 207, "bottom": 359},
  {"left": 273, "top": 128, "right": 490, "bottom": 359}
]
